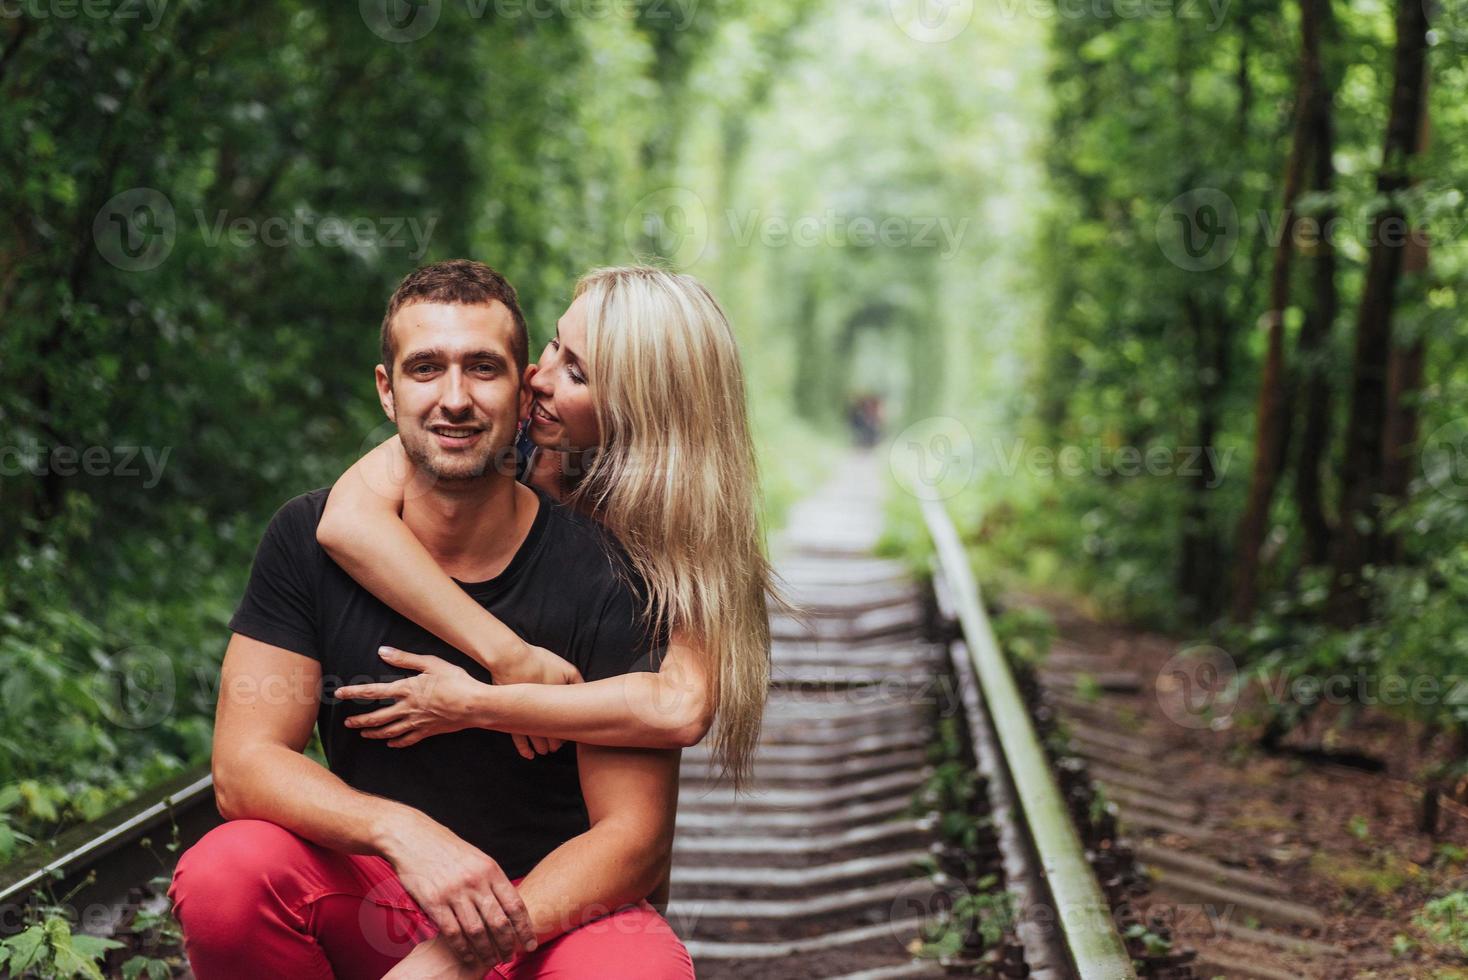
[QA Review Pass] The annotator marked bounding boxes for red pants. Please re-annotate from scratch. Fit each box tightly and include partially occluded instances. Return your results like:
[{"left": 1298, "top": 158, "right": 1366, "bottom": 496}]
[{"left": 167, "top": 819, "right": 695, "bottom": 979}]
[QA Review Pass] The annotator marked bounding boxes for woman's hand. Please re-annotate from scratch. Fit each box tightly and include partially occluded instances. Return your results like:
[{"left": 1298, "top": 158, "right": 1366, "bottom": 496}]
[
  {"left": 336, "top": 647, "right": 573, "bottom": 758},
  {"left": 480, "top": 643, "right": 583, "bottom": 760},
  {"left": 336, "top": 648, "right": 488, "bottom": 747},
  {"left": 489, "top": 641, "right": 583, "bottom": 688}
]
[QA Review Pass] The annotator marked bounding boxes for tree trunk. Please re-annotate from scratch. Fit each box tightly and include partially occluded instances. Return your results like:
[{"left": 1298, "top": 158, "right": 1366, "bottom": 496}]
[
  {"left": 1230, "top": 0, "right": 1326, "bottom": 621},
  {"left": 1383, "top": 336, "right": 1426, "bottom": 536},
  {"left": 1179, "top": 297, "right": 1230, "bottom": 617},
  {"left": 1328, "top": 0, "right": 1430, "bottom": 624},
  {"left": 1174, "top": 16, "right": 1227, "bottom": 619},
  {"left": 1292, "top": 0, "right": 1340, "bottom": 568},
  {"left": 0, "top": 17, "right": 32, "bottom": 91},
  {"left": 1380, "top": 102, "right": 1432, "bottom": 564}
]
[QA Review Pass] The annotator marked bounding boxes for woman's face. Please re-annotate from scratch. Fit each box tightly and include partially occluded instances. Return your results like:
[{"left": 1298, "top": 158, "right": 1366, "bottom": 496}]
[{"left": 526, "top": 293, "right": 602, "bottom": 452}]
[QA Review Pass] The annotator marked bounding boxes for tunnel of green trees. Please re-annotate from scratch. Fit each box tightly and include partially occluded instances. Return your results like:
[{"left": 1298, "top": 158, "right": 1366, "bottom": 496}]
[{"left": 2, "top": 0, "right": 1467, "bottom": 955}]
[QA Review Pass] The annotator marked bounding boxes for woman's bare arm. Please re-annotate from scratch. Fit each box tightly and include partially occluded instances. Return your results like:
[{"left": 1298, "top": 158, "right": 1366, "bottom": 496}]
[
  {"left": 317, "top": 435, "right": 575, "bottom": 685},
  {"left": 321, "top": 439, "right": 717, "bottom": 749},
  {"left": 459, "top": 633, "right": 716, "bottom": 749},
  {"left": 339, "top": 631, "right": 717, "bottom": 750}
]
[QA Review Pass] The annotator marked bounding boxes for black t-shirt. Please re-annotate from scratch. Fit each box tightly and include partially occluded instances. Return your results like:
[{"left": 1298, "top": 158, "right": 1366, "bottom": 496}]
[{"left": 227, "top": 484, "right": 664, "bottom": 878}]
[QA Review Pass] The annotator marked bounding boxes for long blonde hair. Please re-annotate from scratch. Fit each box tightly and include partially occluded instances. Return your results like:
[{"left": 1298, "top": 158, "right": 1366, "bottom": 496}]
[{"left": 567, "top": 266, "right": 775, "bottom": 787}]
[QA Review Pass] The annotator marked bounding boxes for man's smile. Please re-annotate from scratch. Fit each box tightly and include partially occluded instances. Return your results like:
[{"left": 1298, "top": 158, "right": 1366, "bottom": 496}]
[{"left": 427, "top": 422, "right": 485, "bottom": 448}]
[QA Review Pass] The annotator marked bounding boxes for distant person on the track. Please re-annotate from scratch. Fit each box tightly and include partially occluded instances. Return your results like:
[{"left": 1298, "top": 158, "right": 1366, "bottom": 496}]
[
  {"left": 847, "top": 393, "right": 884, "bottom": 448},
  {"left": 170, "top": 261, "right": 775, "bottom": 979}
]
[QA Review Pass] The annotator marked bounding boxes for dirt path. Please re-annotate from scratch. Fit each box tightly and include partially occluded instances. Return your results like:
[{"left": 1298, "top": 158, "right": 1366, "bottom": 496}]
[{"left": 1015, "top": 591, "right": 1468, "bottom": 979}]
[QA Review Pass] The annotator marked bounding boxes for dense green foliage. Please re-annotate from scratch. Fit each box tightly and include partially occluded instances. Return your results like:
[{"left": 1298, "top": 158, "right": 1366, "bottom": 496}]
[
  {"left": 4, "top": 0, "right": 1051, "bottom": 855},
  {"left": 860, "top": 0, "right": 1468, "bottom": 829},
  {"left": 1012, "top": 0, "right": 1463, "bottom": 603},
  {"left": 0, "top": 0, "right": 840, "bottom": 850},
  {"left": 5, "top": 0, "right": 1465, "bottom": 943},
  {"left": 974, "top": 0, "right": 1468, "bottom": 793}
]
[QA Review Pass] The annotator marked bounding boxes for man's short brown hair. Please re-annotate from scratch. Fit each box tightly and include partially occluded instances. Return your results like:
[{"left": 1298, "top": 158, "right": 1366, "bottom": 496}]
[{"left": 380, "top": 260, "right": 529, "bottom": 375}]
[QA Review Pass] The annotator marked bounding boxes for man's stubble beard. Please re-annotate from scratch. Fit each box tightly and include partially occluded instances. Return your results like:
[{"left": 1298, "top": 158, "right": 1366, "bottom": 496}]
[{"left": 397, "top": 418, "right": 518, "bottom": 484}]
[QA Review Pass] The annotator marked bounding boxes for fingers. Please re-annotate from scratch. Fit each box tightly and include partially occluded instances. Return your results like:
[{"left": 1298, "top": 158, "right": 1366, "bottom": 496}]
[
  {"left": 360, "top": 721, "right": 416, "bottom": 740},
  {"left": 474, "top": 891, "right": 521, "bottom": 963},
  {"left": 378, "top": 646, "right": 439, "bottom": 673},
  {"left": 450, "top": 894, "right": 502, "bottom": 965},
  {"left": 529, "top": 736, "right": 552, "bottom": 755},
  {"left": 344, "top": 704, "right": 407, "bottom": 729},
  {"left": 334, "top": 682, "right": 397, "bottom": 701},
  {"left": 547, "top": 738, "right": 565, "bottom": 752},
  {"left": 430, "top": 902, "right": 486, "bottom": 966},
  {"left": 512, "top": 733, "right": 535, "bottom": 760},
  {"left": 486, "top": 875, "right": 537, "bottom": 954}
]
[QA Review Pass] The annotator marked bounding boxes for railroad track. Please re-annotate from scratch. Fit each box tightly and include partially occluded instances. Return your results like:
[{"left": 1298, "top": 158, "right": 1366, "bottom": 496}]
[
  {"left": 0, "top": 763, "right": 217, "bottom": 973},
  {"left": 1021, "top": 608, "right": 1355, "bottom": 979},
  {"left": 673, "top": 454, "right": 1146, "bottom": 979},
  {"left": 671, "top": 457, "right": 949, "bottom": 979},
  {"left": 2, "top": 450, "right": 1247, "bottom": 979}
]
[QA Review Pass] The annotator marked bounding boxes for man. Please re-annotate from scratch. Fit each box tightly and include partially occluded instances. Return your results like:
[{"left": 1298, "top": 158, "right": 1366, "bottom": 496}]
[{"left": 168, "top": 260, "right": 693, "bottom": 979}]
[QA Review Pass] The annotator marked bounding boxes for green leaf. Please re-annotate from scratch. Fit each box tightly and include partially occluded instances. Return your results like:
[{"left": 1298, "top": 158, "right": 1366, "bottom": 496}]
[
  {"left": 20, "top": 781, "right": 61, "bottom": 823},
  {"left": 3, "top": 925, "right": 48, "bottom": 973},
  {"left": 48, "top": 923, "right": 119, "bottom": 980},
  {"left": 69, "top": 934, "right": 125, "bottom": 958},
  {"left": 51, "top": 943, "right": 108, "bottom": 980}
]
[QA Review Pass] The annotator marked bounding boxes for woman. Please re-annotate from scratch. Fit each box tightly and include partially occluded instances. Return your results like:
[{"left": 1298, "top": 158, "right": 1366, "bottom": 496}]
[{"left": 322, "top": 266, "right": 774, "bottom": 789}]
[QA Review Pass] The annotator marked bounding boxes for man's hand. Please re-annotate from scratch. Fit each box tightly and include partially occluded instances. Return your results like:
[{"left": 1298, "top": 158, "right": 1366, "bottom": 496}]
[{"left": 380, "top": 811, "right": 537, "bottom": 966}]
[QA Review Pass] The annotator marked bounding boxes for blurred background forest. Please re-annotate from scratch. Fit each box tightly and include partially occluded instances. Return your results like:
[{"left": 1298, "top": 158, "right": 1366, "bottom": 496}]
[{"left": 2, "top": 0, "right": 1467, "bottom": 955}]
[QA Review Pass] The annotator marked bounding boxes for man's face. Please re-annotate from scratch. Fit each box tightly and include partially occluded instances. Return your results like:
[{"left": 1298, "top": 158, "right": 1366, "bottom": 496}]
[{"left": 375, "top": 301, "right": 531, "bottom": 483}]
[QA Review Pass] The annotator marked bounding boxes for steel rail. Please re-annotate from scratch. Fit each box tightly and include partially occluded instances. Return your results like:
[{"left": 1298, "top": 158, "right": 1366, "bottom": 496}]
[
  {"left": 922, "top": 496, "right": 1136, "bottom": 980},
  {"left": 0, "top": 763, "right": 219, "bottom": 933}
]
